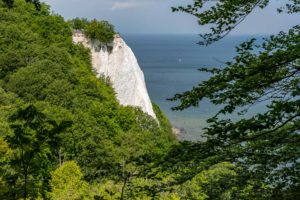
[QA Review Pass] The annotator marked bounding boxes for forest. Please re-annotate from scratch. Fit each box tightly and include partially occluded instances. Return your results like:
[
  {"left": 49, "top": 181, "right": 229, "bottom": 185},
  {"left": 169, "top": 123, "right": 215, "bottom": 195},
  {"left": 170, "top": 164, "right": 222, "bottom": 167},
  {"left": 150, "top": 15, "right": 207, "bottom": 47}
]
[{"left": 0, "top": 0, "right": 299, "bottom": 199}]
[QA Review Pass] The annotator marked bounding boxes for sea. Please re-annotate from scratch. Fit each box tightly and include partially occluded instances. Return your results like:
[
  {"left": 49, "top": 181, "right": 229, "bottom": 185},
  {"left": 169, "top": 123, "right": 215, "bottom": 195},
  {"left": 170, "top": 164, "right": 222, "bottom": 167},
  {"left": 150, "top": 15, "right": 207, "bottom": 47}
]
[{"left": 123, "top": 35, "right": 265, "bottom": 141}]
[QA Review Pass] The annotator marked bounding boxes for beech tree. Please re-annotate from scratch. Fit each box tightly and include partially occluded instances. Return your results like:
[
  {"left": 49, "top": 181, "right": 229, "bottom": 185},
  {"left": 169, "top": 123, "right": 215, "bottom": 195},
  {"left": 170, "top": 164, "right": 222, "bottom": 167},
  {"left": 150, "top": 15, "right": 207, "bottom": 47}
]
[
  {"left": 50, "top": 161, "right": 90, "bottom": 200},
  {"left": 169, "top": 0, "right": 300, "bottom": 198},
  {"left": 6, "top": 105, "right": 72, "bottom": 199}
]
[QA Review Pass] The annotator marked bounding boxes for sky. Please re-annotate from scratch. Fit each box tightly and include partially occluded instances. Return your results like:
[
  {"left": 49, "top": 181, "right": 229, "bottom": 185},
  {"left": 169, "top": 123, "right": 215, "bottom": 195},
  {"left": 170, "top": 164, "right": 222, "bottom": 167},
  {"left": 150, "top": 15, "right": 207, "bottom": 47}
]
[{"left": 42, "top": 0, "right": 299, "bottom": 35}]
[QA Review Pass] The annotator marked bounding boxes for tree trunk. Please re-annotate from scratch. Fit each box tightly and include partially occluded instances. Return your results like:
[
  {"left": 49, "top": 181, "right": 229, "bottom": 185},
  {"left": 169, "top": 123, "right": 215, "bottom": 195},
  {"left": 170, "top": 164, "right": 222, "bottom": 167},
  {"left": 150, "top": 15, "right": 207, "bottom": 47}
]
[
  {"left": 24, "top": 169, "right": 27, "bottom": 200},
  {"left": 120, "top": 176, "right": 128, "bottom": 200}
]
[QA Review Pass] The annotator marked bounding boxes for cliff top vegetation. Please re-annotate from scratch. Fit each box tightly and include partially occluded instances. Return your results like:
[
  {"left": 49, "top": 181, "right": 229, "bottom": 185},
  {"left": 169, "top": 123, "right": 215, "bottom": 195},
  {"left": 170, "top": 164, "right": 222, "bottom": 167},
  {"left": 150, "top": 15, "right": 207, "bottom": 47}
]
[{"left": 69, "top": 17, "right": 115, "bottom": 45}]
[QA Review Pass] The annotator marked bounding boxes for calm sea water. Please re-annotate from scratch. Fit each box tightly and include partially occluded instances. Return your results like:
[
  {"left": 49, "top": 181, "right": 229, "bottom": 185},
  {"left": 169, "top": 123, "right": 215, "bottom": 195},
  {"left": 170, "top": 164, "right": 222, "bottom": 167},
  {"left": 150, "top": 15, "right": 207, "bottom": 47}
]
[{"left": 123, "top": 35, "right": 263, "bottom": 140}]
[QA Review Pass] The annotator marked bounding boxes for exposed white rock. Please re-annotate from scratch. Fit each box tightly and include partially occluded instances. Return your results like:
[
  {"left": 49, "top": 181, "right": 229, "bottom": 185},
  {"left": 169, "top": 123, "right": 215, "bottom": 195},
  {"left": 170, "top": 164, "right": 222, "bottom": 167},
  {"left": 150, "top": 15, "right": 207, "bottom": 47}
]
[{"left": 72, "top": 32, "right": 156, "bottom": 119}]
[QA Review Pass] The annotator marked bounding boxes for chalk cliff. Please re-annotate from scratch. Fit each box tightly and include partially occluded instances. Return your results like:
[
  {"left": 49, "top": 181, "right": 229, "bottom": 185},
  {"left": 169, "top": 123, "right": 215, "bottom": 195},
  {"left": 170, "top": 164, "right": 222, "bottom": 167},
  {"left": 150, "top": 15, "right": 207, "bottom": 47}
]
[{"left": 72, "top": 32, "right": 156, "bottom": 119}]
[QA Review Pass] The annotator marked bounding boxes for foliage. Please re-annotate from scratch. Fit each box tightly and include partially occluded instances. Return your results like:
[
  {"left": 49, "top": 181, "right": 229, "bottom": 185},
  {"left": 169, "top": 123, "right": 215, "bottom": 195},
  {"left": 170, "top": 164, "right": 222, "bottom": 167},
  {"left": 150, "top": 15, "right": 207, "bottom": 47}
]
[
  {"left": 69, "top": 18, "right": 115, "bottom": 50},
  {"left": 172, "top": 0, "right": 300, "bottom": 45},
  {"left": 170, "top": 0, "right": 300, "bottom": 198},
  {"left": 90, "top": 180, "right": 122, "bottom": 200},
  {"left": 177, "top": 162, "right": 237, "bottom": 199},
  {"left": 50, "top": 161, "right": 90, "bottom": 200},
  {"left": 25, "top": 0, "right": 41, "bottom": 10},
  {"left": 0, "top": 0, "right": 281, "bottom": 198},
  {"left": 0, "top": 0, "right": 175, "bottom": 199},
  {"left": 1, "top": 0, "right": 40, "bottom": 10},
  {"left": 0, "top": 138, "right": 12, "bottom": 199},
  {"left": 69, "top": 17, "right": 115, "bottom": 44},
  {"left": 69, "top": 17, "right": 88, "bottom": 30},
  {"left": 84, "top": 19, "right": 115, "bottom": 44},
  {"left": 2, "top": 0, "right": 14, "bottom": 8},
  {"left": 5, "top": 104, "right": 72, "bottom": 199}
]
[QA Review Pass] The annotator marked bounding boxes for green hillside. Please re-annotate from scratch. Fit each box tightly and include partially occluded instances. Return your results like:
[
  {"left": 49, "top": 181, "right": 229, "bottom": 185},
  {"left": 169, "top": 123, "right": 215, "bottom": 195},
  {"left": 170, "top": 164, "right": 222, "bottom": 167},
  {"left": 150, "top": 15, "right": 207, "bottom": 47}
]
[{"left": 0, "top": 0, "right": 176, "bottom": 199}]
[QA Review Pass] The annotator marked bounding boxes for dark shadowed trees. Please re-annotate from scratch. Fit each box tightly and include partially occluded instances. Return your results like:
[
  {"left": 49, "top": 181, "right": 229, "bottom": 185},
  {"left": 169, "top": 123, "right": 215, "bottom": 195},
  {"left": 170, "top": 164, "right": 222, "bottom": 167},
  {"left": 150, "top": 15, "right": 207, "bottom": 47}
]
[
  {"left": 6, "top": 105, "right": 72, "bottom": 199},
  {"left": 2, "top": 0, "right": 41, "bottom": 10}
]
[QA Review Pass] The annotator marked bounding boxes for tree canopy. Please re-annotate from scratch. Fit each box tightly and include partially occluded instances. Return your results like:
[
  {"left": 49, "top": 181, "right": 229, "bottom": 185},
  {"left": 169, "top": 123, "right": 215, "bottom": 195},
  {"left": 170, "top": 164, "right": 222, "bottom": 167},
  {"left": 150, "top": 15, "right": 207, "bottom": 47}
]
[
  {"left": 84, "top": 19, "right": 115, "bottom": 45},
  {"left": 50, "top": 161, "right": 90, "bottom": 200},
  {"left": 69, "top": 18, "right": 115, "bottom": 44},
  {"left": 0, "top": 0, "right": 175, "bottom": 199},
  {"left": 2, "top": 0, "right": 41, "bottom": 10}
]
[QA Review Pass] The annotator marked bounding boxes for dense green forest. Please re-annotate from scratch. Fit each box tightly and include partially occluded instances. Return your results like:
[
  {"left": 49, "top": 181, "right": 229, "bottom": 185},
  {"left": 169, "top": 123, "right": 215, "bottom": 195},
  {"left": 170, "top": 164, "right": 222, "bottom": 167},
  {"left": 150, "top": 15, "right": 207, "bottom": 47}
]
[
  {"left": 0, "top": 0, "right": 176, "bottom": 199},
  {"left": 0, "top": 0, "right": 299, "bottom": 199}
]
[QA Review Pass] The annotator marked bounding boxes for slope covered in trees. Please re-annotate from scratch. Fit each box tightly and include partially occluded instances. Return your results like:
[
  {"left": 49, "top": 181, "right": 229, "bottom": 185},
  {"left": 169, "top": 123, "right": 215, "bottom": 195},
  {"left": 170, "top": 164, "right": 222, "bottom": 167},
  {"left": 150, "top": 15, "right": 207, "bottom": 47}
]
[{"left": 0, "top": 0, "right": 176, "bottom": 199}]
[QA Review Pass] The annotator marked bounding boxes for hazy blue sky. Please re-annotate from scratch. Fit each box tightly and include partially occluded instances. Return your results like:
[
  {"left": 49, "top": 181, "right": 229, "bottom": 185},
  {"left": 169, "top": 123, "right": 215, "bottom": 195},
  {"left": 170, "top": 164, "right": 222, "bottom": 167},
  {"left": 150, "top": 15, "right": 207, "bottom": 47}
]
[{"left": 43, "top": 0, "right": 299, "bottom": 35}]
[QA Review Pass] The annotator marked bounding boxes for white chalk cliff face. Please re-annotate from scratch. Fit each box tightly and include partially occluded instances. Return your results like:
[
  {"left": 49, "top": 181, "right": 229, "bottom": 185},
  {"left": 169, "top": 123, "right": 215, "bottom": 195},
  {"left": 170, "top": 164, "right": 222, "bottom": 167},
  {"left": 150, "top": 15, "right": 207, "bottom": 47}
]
[{"left": 72, "top": 32, "right": 157, "bottom": 119}]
